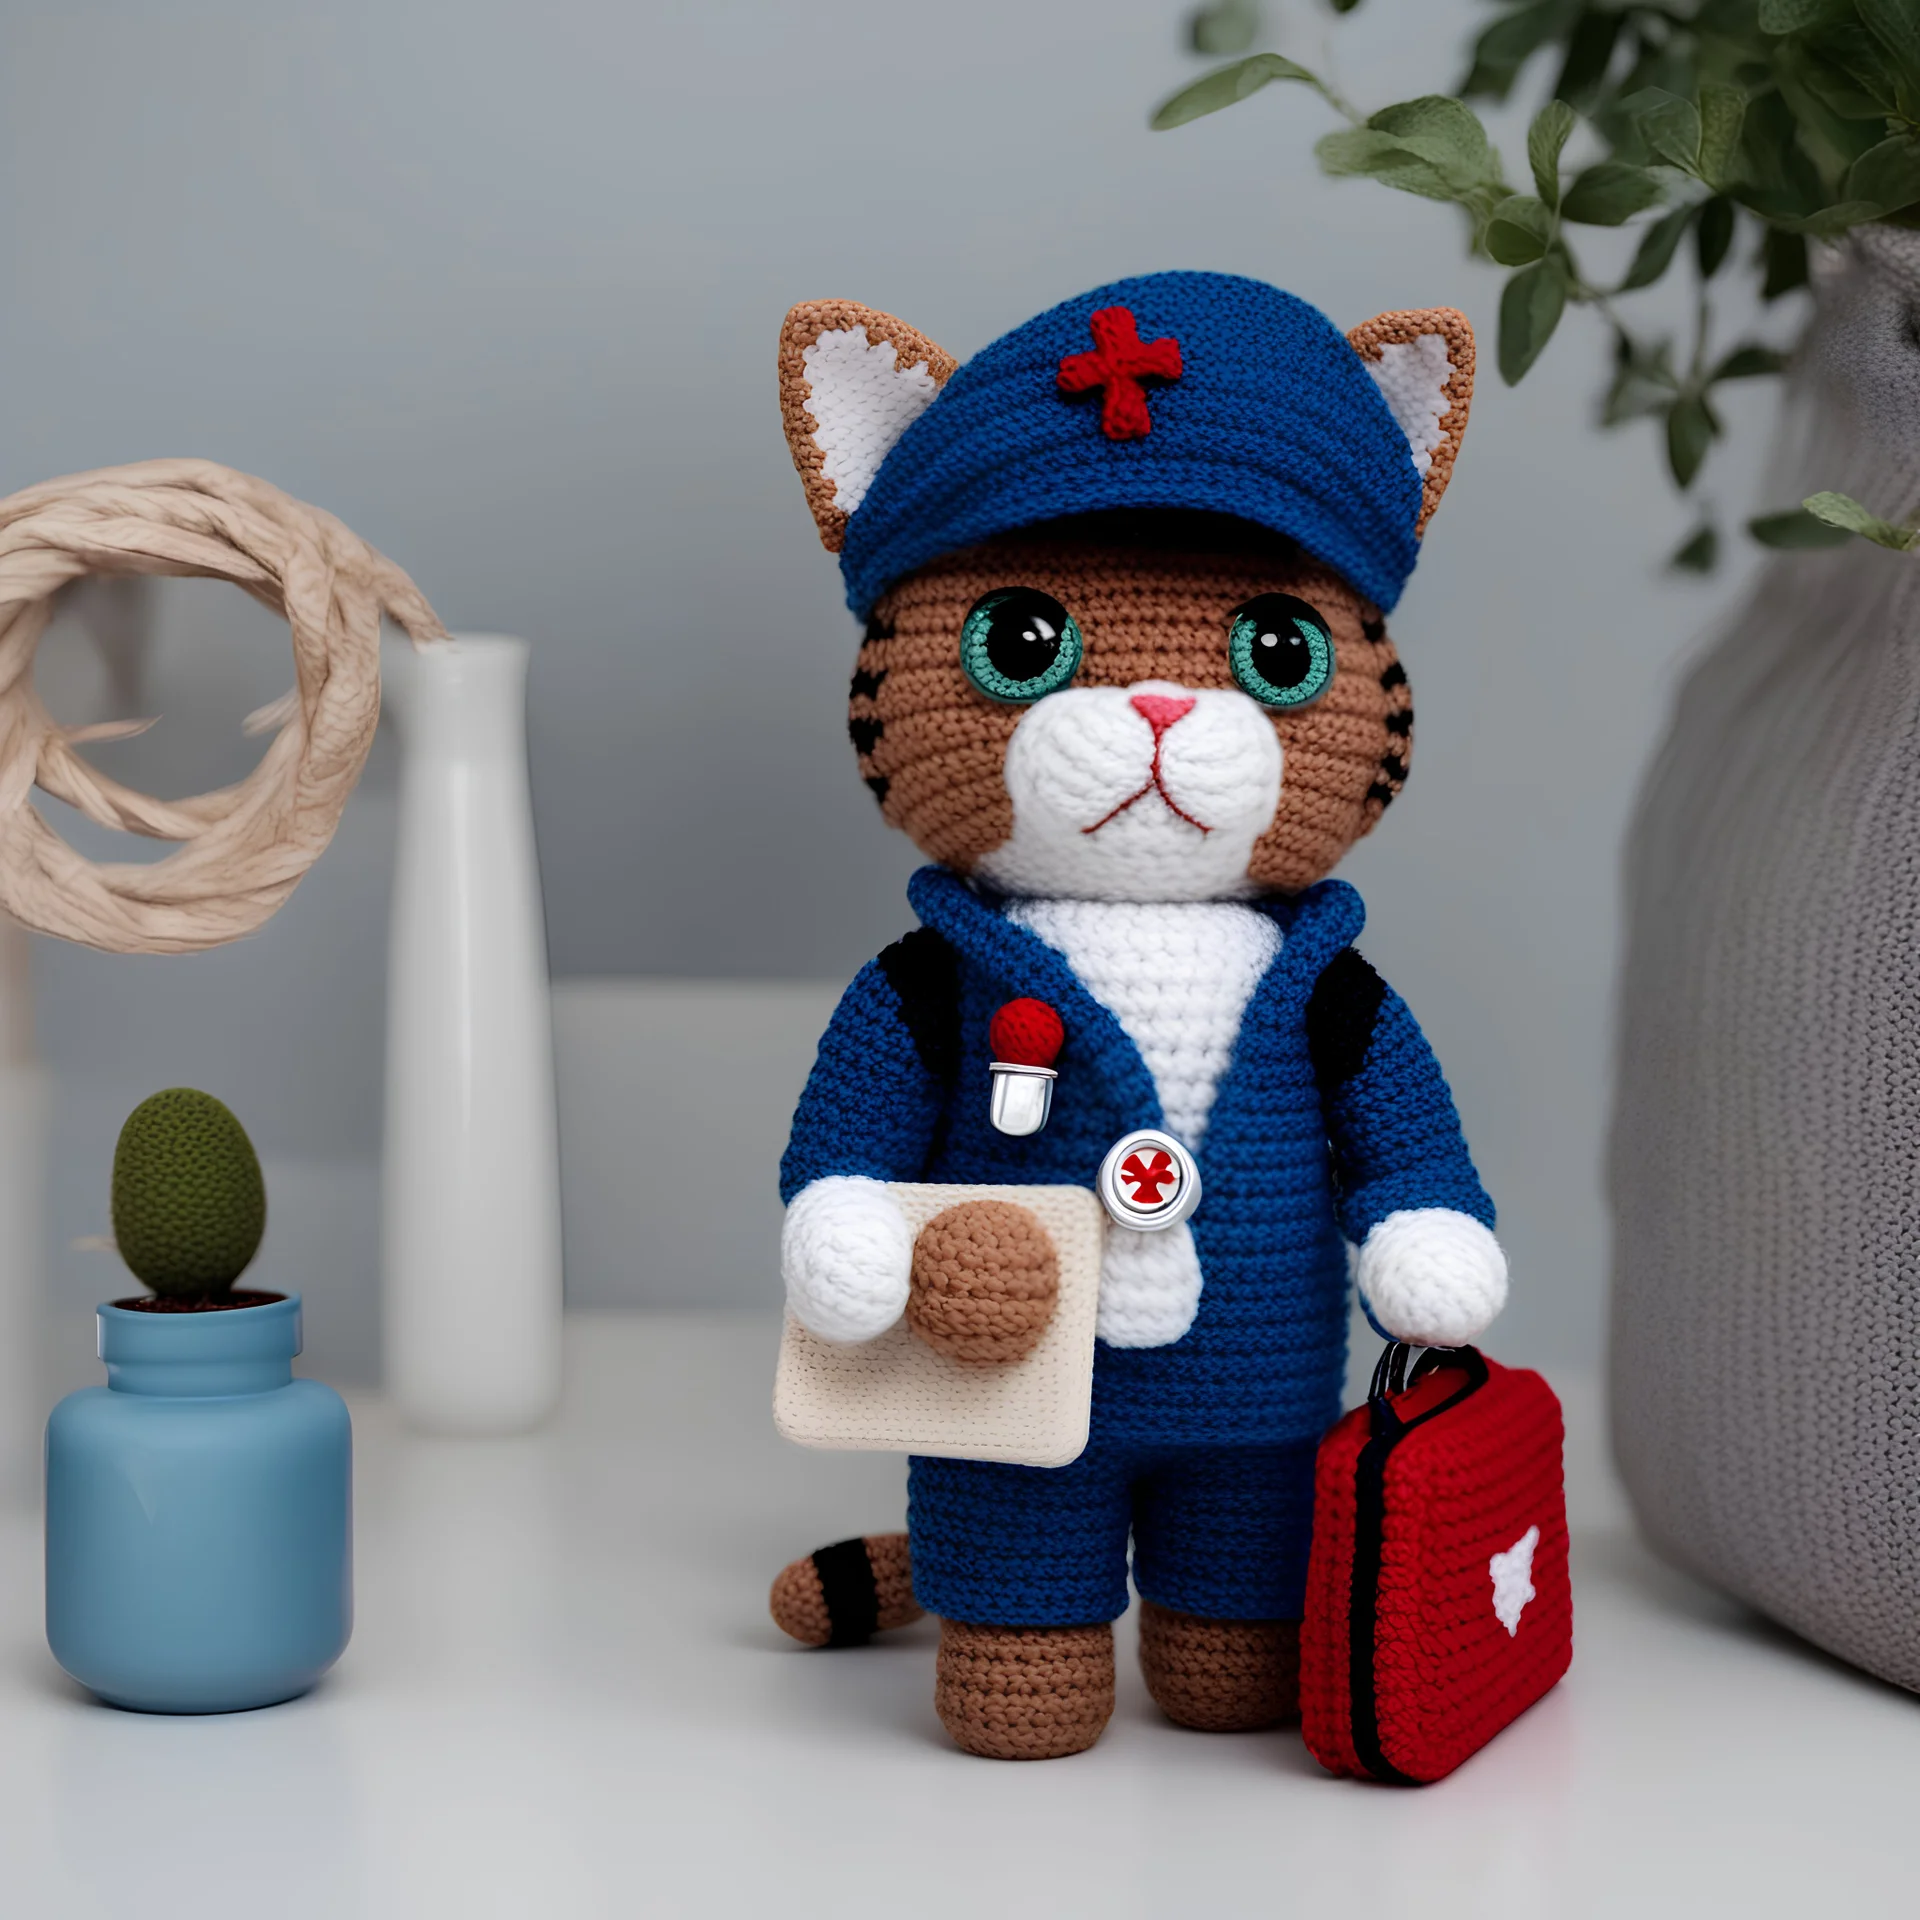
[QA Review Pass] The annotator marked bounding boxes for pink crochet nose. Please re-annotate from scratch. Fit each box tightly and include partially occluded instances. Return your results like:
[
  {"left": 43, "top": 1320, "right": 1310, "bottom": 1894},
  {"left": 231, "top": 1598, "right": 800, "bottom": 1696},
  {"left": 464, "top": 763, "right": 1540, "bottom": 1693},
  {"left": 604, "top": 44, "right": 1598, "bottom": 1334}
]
[{"left": 1130, "top": 693, "right": 1195, "bottom": 734}]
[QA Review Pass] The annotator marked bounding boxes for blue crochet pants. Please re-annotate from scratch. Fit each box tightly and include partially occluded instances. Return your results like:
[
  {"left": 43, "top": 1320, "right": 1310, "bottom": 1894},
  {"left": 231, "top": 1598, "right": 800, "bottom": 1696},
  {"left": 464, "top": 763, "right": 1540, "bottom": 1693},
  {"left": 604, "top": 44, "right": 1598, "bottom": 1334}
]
[{"left": 907, "top": 1438, "right": 1318, "bottom": 1627}]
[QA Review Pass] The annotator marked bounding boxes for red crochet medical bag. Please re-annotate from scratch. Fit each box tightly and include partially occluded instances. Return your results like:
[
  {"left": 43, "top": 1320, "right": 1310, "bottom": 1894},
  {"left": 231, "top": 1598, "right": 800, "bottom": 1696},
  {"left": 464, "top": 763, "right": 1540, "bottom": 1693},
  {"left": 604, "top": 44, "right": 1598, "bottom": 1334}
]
[{"left": 1302, "top": 1343, "right": 1571, "bottom": 1785}]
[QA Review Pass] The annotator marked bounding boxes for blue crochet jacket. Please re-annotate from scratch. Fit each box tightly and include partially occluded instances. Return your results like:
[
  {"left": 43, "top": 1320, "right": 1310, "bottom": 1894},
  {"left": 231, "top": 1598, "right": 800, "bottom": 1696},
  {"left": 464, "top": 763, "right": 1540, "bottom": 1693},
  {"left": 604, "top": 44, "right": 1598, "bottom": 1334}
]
[{"left": 781, "top": 866, "right": 1493, "bottom": 1451}]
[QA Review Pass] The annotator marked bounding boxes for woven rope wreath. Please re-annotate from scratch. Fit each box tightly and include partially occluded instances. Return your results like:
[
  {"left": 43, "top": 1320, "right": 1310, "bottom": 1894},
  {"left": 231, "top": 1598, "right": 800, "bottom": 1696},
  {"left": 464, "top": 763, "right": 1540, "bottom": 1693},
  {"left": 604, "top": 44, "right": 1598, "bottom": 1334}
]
[{"left": 0, "top": 458, "right": 448, "bottom": 954}]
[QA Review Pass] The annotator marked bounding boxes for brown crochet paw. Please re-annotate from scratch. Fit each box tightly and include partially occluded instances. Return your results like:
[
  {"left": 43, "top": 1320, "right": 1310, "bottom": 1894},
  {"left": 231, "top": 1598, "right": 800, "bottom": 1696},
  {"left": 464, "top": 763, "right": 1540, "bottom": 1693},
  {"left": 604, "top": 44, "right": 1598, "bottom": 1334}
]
[
  {"left": 906, "top": 1200, "right": 1059, "bottom": 1365},
  {"left": 770, "top": 1532, "right": 921, "bottom": 1647},
  {"left": 935, "top": 1619, "right": 1114, "bottom": 1759},
  {"left": 1138, "top": 1600, "right": 1299, "bottom": 1731}
]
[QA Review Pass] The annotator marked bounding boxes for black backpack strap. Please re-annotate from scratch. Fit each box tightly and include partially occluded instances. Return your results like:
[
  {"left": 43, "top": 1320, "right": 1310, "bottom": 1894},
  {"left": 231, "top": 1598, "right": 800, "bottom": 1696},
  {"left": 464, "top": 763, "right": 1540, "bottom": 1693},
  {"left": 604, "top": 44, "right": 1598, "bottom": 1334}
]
[
  {"left": 1307, "top": 947, "right": 1389, "bottom": 1102},
  {"left": 875, "top": 927, "right": 960, "bottom": 1086}
]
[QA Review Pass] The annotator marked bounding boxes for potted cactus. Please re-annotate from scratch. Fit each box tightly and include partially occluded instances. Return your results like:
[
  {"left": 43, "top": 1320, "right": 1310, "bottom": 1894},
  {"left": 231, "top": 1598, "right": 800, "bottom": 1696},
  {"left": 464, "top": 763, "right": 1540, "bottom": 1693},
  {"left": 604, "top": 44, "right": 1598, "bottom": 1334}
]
[{"left": 44, "top": 1089, "right": 352, "bottom": 1712}]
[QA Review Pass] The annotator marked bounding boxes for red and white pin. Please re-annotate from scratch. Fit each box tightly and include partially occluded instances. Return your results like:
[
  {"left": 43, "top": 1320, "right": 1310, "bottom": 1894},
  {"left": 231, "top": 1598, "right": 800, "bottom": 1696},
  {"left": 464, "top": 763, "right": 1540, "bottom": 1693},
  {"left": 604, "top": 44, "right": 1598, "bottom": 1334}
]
[
  {"left": 987, "top": 999, "right": 1064, "bottom": 1138},
  {"left": 1096, "top": 1127, "right": 1202, "bottom": 1232}
]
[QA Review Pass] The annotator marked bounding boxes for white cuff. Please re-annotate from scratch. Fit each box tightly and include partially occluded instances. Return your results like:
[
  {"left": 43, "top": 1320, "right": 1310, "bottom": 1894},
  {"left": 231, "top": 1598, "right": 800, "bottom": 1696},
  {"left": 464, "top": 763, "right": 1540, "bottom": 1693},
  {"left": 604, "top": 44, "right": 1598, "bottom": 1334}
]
[
  {"left": 780, "top": 1176, "right": 912, "bottom": 1344},
  {"left": 1355, "top": 1208, "right": 1508, "bottom": 1347}
]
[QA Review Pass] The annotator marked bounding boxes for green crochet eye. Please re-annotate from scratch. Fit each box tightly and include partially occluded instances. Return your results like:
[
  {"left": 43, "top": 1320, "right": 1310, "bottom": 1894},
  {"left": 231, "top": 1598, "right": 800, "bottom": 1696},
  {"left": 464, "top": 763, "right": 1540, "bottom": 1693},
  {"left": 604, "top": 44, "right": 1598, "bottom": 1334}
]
[
  {"left": 960, "top": 589, "right": 1083, "bottom": 704},
  {"left": 1228, "top": 594, "right": 1335, "bottom": 710}
]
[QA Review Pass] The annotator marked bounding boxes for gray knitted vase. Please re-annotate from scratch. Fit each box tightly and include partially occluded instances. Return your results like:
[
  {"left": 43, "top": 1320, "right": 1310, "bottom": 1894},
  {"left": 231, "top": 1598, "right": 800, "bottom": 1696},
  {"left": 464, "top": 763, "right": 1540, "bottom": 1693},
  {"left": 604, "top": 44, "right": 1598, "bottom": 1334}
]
[{"left": 1611, "top": 226, "right": 1920, "bottom": 1689}]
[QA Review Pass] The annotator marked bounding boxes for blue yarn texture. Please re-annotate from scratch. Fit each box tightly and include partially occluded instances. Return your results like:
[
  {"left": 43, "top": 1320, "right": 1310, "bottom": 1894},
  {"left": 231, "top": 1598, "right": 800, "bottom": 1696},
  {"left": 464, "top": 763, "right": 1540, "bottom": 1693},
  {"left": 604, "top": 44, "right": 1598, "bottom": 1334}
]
[
  {"left": 781, "top": 868, "right": 1494, "bottom": 1624},
  {"left": 838, "top": 271, "right": 1425, "bottom": 622},
  {"left": 909, "top": 1439, "right": 1319, "bottom": 1627}
]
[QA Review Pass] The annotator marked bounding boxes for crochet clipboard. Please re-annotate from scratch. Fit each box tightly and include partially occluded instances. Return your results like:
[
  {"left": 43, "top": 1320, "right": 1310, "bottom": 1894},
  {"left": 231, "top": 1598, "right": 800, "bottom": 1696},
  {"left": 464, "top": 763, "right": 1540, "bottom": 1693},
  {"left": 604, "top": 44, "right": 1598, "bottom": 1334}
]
[{"left": 773, "top": 1182, "right": 1105, "bottom": 1470}]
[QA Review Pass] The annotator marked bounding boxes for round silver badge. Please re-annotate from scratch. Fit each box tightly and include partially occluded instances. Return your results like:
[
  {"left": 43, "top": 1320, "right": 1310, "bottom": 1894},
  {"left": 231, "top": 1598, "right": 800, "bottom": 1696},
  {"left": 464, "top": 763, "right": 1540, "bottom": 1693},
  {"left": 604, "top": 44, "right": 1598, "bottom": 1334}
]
[{"left": 1096, "top": 1128, "right": 1202, "bottom": 1231}]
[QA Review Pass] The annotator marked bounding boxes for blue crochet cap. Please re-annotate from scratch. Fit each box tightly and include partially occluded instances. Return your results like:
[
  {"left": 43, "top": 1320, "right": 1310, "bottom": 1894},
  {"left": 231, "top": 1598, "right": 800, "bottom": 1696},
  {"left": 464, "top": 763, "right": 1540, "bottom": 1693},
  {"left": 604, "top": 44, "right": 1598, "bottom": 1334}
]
[{"left": 839, "top": 270, "right": 1424, "bottom": 621}]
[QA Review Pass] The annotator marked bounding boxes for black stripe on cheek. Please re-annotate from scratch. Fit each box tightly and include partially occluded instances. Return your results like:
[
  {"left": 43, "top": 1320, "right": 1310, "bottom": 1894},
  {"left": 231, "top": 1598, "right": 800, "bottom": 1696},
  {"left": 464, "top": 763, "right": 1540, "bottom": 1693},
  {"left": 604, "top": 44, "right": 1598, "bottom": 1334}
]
[
  {"left": 851, "top": 667, "right": 888, "bottom": 701},
  {"left": 1366, "top": 781, "right": 1396, "bottom": 807},
  {"left": 849, "top": 715, "right": 884, "bottom": 756},
  {"left": 865, "top": 774, "right": 891, "bottom": 806},
  {"left": 1385, "top": 708, "right": 1412, "bottom": 736},
  {"left": 1379, "top": 661, "right": 1408, "bottom": 691},
  {"left": 1380, "top": 752, "right": 1407, "bottom": 783},
  {"left": 812, "top": 1537, "right": 881, "bottom": 1647},
  {"left": 1362, "top": 616, "right": 1386, "bottom": 642}
]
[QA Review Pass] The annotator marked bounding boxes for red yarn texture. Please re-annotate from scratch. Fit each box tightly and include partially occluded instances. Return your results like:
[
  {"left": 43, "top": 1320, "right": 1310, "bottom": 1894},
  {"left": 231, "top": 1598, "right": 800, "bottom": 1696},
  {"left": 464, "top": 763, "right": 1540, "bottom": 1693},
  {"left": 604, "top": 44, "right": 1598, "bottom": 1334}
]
[
  {"left": 1055, "top": 307, "right": 1184, "bottom": 441},
  {"left": 988, "top": 998, "right": 1065, "bottom": 1069},
  {"left": 1301, "top": 1357, "right": 1571, "bottom": 1784}
]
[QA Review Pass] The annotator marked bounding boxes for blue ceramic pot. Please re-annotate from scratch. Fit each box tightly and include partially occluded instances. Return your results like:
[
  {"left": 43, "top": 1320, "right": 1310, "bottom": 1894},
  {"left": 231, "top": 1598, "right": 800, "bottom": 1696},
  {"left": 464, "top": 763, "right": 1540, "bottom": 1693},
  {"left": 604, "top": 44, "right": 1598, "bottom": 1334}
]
[{"left": 45, "top": 1292, "right": 352, "bottom": 1713}]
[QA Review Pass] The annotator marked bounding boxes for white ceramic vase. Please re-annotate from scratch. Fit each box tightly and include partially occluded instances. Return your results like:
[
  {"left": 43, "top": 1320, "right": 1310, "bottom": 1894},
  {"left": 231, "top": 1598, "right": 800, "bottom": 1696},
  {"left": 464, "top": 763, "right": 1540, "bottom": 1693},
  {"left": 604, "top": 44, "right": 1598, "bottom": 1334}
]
[{"left": 381, "top": 634, "right": 562, "bottom": 1434}]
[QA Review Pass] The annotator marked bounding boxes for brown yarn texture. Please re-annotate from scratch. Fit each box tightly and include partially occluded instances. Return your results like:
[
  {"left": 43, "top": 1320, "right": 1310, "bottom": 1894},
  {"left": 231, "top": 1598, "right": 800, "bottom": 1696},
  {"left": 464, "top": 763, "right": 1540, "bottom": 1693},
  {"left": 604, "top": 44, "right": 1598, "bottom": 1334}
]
[
  {"left": 768, "top": 1533, "right": 921, "bottom": 1646},
  {"left": 1137, "top": 1599, "right": 1300, "bottom": 1732},
  {"left": 1345, "top": 307, "right": 1475, "bottom": 535},
  {"left": 935, "top": 1619, "right": 1115, "bottom": 1760},
  {"left": 778, "top": 302, "right": 958, "bottom": 552},
  {"left": 850, "top": 530, "right": 1410, "bottom": 893},
  {"left": 907, "top": 1199, "right": 1060, "bottom": 1365},
  {"left": 0, "top": 458, "right": 447, "bottom": 954}
]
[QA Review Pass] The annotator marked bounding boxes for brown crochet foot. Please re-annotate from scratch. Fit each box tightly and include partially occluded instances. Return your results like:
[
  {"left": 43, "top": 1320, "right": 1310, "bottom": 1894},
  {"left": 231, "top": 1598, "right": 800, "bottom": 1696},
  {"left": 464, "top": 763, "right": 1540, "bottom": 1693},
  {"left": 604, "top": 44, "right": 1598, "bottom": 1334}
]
[
  {"left": 769, "top": 1532, "right": 921, "bottom": 1647},
  {"left": 935, "top": 1619, "right": 1115, "bottom": 1759},
  {"left": 1137, "top": 1600, "right": 1299, "bottom": 1731}
]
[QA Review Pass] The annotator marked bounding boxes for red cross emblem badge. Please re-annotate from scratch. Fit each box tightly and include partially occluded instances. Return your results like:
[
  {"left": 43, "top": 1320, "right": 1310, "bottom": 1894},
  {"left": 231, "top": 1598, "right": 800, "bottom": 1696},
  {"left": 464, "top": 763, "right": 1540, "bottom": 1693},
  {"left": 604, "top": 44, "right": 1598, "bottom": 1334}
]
[
  {"left": 1096, "top": 1128, "right": 1202, "bottom": 1231},
  {"left": 1056, "top": 306, "right": 1183, "bottom": 441}
]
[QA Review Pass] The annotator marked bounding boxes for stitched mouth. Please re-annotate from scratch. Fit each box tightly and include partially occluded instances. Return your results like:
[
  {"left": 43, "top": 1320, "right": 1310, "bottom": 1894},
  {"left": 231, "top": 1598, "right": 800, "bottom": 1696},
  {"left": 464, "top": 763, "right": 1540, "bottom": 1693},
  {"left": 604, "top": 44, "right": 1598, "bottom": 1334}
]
[{"left": 1081, "top": 758, "right": 1211, "bottom": 837}]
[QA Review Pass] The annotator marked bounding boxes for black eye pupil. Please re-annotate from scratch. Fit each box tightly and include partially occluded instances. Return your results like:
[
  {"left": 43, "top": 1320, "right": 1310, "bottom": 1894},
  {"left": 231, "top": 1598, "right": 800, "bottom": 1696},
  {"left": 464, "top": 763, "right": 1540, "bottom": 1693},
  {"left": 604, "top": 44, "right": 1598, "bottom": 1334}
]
[
  {"left": 1234, "top": 593, "right": 1326, "bottom": 694},
  {"left": 984, "top": 592, "right": 1067, "bottom": 684}
]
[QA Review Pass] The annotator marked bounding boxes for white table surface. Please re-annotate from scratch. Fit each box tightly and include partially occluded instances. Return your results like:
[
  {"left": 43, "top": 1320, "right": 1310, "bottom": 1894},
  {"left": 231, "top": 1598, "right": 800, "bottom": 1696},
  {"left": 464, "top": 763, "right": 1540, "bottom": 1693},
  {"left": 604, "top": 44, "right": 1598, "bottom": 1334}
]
[{"left": 0, "top": 1311, "right": 1914, "bottom": 1918}]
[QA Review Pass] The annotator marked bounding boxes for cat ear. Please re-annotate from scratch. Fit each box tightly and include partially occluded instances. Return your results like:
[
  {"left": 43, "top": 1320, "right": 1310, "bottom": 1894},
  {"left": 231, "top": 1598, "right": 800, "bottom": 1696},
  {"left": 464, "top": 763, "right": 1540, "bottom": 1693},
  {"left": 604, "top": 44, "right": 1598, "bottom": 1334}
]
[
  {"left": 1347, "top": 308, "right": 1475, "bottom": 534},
  {"left": 778, "top": 301, "right": 959, "bottom": 552}
]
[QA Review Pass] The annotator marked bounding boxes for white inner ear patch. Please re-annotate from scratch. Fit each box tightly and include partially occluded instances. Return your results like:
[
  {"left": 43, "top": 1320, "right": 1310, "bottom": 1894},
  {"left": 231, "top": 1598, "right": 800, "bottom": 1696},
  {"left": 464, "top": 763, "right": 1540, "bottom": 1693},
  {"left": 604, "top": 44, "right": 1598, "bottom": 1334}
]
[
  {"left": 801, "top": 327, "right": 941, "bottom": 516},
  {"left": 1364, "top": 334, "right": 1452, "bottom": 476}
]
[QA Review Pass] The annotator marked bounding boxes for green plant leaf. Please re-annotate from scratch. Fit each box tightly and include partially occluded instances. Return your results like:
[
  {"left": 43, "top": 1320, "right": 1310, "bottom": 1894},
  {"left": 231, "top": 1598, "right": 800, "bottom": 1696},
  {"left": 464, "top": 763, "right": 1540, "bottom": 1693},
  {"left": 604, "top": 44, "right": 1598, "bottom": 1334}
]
[
  {"left": 1486, "top": 194, "right": 1554, "bottom": 264},
  {"left": 1666, "top": 395, "right": 1717, "bottom": 488},
  {"left": 1768, "top": 197, "right": 1884, "bottom": 234},
  {"left": 1317, "top": 126, "right": 1461, "bottom": 201},
  {"left": 1859, "top": 0, "right": 1920, "bottom": 88},
  {"left": 1847, "top": 134, "right": 1920, "bottom": 215},
  {"left": 1552, "top": 10, "right": 1625, "bottom": 108},
  {"left": 1789, "top": 34, "right": 1901, "bottom": 120},
  {"left": 1696, "top": 196, "right": 1736, "bottom": 275},
  {"left": 1317, "top": 102, "right": 1507, "bottom": 206},
  {"left": 1803, "top": 489, "right": 1920, "bottom": 549},
  {"left": 1624, "top": 89, "right": 1703, "bottom": 172},
  {"left": 1762, "top": 226, "right": 1810, "bottom": 299},
  {"left": 1366, "top": 95, "right": 1502, "bottom": 191},
  {"left": 1698, "top": 84, "right": 1747, "bottom": 189},
  {"left": 1748, "top": 507, "right": 1854, "bottom": 548},
  {"left": 1561, "top": 160, "right": 1665, "bottom": 225},
  {"left": 1669, "top": 522, "right": 1719, "bottom": 572},
  {"left": 1601, "top": 332, "right": 1681, "bottom": 426},
  {"left": 1151, "top": 52, "right": 1329, "bottom": 130},
  {"left": 1461, "top": 0, "right": 1562, "bottom": 101},
  {"left": 1618, "top": 203, "right": 1695, "bottom": 291},
  {"left": 1712, "top": 343, "right": 1790, "bottom": 381},
  {"left": 1498, "top": 256, "right": 1569, "bottom": 384},
  {"left": 1528, "top": 98, "right": 1576, "bottom": 208},
  {"left": 1759, "top": 0, "right": 1832, "bottom": 28},
  {"left": 1188, "top": 0, "right": 1261, "bottom": 56}
]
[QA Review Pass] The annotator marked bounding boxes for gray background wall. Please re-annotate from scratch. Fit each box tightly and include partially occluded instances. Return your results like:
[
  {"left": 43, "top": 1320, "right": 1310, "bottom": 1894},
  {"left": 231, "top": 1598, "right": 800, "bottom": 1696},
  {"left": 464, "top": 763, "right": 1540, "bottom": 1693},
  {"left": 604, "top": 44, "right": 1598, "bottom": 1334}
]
[{"left": 0, "top": 0, "right": 1779, "bottom": 1382}]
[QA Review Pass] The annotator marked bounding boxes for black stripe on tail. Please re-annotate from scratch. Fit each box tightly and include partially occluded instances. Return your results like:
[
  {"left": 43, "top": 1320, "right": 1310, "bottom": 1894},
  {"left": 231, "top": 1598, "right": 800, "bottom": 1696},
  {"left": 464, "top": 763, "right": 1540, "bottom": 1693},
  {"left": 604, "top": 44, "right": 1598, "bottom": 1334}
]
[{"left": 811, "top": 1537, "right": 881, "bottom": 1647}]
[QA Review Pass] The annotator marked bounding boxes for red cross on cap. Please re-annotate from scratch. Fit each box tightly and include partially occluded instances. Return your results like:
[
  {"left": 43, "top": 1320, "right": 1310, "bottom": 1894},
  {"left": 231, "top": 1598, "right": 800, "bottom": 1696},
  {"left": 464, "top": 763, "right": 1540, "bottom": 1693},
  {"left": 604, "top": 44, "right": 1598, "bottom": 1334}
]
[{"left": 1056, "top": 306, "right": 1184, "bottom": 441}]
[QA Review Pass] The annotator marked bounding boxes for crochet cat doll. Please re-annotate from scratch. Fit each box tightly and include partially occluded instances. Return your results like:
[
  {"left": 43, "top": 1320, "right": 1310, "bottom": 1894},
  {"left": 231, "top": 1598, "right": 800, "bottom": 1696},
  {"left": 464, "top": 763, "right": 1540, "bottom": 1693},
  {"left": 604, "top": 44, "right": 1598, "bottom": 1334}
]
[{"left": 768, "top": 272, "right": 1505, "bottom": 1760}]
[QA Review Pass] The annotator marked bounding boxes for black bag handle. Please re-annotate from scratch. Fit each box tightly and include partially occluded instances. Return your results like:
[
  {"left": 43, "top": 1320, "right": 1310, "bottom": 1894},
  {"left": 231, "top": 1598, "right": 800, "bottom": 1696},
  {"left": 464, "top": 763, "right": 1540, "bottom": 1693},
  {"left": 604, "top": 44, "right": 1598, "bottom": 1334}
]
[{"left": 1366, "top": 1341, "right": 1489, "bottom": 1442}]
